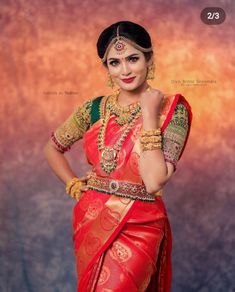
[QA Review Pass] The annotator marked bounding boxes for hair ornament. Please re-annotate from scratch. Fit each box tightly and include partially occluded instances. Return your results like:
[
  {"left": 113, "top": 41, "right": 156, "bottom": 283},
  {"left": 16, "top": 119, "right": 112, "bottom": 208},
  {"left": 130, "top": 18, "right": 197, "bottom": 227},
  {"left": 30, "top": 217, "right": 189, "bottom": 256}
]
[{"left": 101, "top": 25, "right": 153, "bottom": 63}]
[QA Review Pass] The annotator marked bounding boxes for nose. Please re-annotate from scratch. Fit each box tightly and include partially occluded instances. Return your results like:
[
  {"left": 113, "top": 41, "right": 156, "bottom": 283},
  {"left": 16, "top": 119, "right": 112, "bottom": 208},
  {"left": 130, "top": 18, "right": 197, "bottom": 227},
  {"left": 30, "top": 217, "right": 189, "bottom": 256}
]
[{"left": 121, "top": 61, "right": 131, "bottom": 76}]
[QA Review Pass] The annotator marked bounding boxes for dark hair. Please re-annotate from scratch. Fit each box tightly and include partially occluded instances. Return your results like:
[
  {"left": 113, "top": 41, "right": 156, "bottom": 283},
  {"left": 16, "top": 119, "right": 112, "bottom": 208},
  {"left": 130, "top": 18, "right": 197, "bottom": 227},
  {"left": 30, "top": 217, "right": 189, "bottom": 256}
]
[{"left": 96, "top": 21, "right": 153, "bottom": 67}]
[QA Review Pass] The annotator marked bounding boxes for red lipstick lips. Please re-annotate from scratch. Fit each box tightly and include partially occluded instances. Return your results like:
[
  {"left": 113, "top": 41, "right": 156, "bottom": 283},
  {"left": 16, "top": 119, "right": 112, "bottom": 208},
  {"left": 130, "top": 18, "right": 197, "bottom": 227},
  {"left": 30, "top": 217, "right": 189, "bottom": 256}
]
[{"left": 121, "top": 77, "right": 136, "bottom": 83}]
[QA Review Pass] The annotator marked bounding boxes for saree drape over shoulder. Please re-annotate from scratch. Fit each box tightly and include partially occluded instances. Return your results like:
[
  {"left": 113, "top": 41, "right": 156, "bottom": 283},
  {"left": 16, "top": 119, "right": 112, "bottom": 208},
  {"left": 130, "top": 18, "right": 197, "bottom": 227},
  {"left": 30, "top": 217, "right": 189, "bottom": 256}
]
[{"left": 51, "top": 93, "right": 193, "bottom": 291}]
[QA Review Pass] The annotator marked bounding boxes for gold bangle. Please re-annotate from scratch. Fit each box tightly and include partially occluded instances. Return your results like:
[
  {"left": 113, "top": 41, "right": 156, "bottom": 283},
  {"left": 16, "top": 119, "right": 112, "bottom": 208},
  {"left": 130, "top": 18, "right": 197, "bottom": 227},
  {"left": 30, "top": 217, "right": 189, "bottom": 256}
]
[
  {"left": 141, "top": 142, "right": 162, "bottom": 152},
  {"left": 140, "top": 135, "right": 162, "bottom": 143},
  {"left": 70, "top": 181, "right": 85, "bottom": 198},
  {"left": 70, "top": 182, "right": 83, "bottom": 200},
  {"left": 142, "top": 142, "right": 162, "bottom": 148},
  {"left": 66, "top": 177, "right": 81, "bottom": 194},
  {"left": 140, "top": 128, "right": 161, "bottom": 137}
]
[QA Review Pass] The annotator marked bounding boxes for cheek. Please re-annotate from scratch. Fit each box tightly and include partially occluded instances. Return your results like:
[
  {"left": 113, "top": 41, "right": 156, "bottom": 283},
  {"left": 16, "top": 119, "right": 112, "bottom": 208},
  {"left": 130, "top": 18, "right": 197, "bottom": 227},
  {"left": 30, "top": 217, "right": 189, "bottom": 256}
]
[
  {"left": 132, "top": 62, "right": 147, "bottom": 74},
  {"left": 108, "top": 68, "right": 120, "bottom": 78}
]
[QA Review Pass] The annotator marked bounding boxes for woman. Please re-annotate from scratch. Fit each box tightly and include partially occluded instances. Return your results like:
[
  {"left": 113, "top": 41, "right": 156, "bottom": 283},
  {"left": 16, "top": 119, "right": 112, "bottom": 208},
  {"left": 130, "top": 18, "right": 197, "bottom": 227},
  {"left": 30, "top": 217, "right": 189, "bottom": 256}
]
[{"left": 44, "top": 21, "right": 192, "bottom": 291}]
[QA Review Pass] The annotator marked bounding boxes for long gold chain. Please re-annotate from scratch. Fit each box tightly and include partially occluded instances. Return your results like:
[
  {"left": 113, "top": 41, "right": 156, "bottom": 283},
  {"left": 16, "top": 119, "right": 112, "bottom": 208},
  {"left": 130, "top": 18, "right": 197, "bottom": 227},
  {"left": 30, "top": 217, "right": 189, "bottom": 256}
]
[
  {"left": 97, "top": 103, "right": 142, "bottom": 174},
  {"left": 97, "top": 86, "right": 152, "bottom": 174}
]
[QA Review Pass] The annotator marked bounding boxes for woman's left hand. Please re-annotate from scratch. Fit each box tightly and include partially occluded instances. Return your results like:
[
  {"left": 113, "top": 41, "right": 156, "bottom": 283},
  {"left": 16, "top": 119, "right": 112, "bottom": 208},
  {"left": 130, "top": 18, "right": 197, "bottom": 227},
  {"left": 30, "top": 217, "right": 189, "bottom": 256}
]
[{"left": 140, "top": 88, "right": 164, "bottom": 115}]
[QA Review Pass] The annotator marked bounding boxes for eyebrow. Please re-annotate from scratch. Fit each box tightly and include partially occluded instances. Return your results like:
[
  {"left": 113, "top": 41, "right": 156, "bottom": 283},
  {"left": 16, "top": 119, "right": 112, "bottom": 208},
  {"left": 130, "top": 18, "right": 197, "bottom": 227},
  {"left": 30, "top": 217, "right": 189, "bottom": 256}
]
[{"left": 108, "top": 53, "right": 139, "bottom": 61}]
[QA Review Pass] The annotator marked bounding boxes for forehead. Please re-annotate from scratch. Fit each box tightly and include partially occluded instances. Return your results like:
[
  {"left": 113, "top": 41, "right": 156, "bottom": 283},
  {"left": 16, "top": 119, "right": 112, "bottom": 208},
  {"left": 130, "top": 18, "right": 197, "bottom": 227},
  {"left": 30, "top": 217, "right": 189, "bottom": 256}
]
[{"left": 107, "top": 41, "right": 143, "bottom": 60}]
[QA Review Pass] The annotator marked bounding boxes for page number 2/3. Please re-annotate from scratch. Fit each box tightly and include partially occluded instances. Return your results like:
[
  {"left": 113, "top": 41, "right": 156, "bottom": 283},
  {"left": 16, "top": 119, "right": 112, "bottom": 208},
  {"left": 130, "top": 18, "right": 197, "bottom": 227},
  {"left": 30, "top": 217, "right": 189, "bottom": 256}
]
[{"left": 200, "top": 7, "right": 226, "bottom": 25}]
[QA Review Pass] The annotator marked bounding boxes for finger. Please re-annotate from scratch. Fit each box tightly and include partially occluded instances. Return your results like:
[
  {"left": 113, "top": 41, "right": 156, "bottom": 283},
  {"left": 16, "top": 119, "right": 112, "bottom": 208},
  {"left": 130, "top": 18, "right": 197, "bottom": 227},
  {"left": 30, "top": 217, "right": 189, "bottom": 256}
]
[{"left": 80, "top": 185, "right": 89, "bottom": 192}]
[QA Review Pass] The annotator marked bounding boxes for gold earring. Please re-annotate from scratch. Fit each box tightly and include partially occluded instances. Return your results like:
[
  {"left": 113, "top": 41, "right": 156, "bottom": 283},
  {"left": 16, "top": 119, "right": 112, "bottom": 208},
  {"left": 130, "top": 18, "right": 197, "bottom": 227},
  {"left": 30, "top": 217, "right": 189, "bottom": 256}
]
[
  {"left": 146, "top": 63, "right": 155, "bottom": 80},
  {"left": 107, "top": 72, "right": 114, "bottom": 88}
]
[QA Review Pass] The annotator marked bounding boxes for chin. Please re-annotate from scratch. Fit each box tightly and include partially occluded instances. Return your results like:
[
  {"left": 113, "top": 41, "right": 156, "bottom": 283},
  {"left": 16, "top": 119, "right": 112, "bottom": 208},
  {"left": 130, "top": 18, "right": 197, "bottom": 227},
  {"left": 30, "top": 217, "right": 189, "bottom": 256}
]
[{"left": 121, "top": 86, "right": 138, "bottom": 92}]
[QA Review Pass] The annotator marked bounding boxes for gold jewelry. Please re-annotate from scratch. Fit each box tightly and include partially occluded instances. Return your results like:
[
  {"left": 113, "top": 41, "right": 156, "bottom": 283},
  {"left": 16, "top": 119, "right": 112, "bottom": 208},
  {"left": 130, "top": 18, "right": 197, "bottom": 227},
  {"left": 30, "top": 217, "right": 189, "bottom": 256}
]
[
  {"left": 140, "top": 127, "right": 162, "bottom": 152},
  {"left": 97, "top": 95, "right": 142, "bottom": 174},
  {"left": 141, "top": 142, "right": 162, "bottom": 152},
  {"left": 66, "top": 177, "right": 84, "bottom": 200},
  {"left": 70, "top": 182, "right": 83, "bottom": 200},
  {"left": 101, "top": 25, "right": 153, "bottom": 63},
  {"left": 113, "top": 26, "right": 127, "bottom": 55},
  {"left": 140, "top": 128, "right": 161, "bottom": 136},
  {"left": 106, "top": 85, "right": 151, "bottom": 126},
  {"left": 98, "top": 111, "right": 142, "bottom": 174},
  {"left": 107, "top": 72, "right": 114, "bottom": 88},
  {"left": 86, "top": 173, "right": 158, "bottom": 201},
  {"left": 146, "top": 63, "right": 155, "bottom": 80},
  {"left": 140, "top": 135, "right": 162, "bottom": 143},
  {"left": 106, "top": 89, "right": 141, "bottom": 126},
  {"left": 66, "top": 177, "right": 80, "bottom": 194}
]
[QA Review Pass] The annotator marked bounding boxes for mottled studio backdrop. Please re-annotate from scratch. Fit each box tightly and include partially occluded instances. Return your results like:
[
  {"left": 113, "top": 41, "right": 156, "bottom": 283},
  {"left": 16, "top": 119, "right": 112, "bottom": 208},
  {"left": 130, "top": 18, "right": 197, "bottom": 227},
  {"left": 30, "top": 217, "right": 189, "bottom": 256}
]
[{"left": 0, "top": 0, "right": 234, "bottom": 291}]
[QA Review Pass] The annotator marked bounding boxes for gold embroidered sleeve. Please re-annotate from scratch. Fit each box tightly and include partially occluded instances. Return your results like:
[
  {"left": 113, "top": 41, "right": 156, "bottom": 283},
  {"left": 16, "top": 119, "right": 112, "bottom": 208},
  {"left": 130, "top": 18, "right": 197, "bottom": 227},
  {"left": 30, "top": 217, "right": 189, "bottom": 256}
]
[
  {"left": 162, "top": 103, "right": 189, "bottom": 170},
  {"left": 51, "top": 99, "right": 92, "bottom": 153}
]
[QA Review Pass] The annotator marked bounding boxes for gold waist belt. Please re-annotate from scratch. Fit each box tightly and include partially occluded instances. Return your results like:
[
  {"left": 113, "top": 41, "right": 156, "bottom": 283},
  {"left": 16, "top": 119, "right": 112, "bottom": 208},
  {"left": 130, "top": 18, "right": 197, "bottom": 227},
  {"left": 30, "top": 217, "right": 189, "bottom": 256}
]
[{"left": 86, "top": 173, "right": 160, "bottom": 202}]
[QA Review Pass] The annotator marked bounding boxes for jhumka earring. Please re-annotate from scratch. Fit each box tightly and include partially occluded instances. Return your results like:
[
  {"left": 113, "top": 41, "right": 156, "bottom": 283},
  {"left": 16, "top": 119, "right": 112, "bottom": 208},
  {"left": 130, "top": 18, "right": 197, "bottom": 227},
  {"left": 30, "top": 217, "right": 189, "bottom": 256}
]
[
  {"left": 107, "top": 72, "right": 114, "bottom": 88},
  {"left": 146, "top": 63, "right": 155, "bottom": 80}
]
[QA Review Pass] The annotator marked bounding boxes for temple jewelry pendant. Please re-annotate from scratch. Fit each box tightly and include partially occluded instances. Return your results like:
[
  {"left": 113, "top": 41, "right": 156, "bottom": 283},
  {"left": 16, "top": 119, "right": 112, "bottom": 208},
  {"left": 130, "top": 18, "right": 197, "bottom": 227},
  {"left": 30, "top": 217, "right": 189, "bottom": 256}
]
[{"left": 100, "top": 147, "right": 118, "bottom": 174}]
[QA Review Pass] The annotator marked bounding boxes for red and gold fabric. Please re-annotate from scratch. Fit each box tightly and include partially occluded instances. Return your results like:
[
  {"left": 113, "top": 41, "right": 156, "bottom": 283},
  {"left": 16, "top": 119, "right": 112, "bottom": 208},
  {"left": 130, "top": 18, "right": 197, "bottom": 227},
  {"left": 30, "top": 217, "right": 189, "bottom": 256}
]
[{"left": 51, "top": 92, "right": 192, "bottom": 291}]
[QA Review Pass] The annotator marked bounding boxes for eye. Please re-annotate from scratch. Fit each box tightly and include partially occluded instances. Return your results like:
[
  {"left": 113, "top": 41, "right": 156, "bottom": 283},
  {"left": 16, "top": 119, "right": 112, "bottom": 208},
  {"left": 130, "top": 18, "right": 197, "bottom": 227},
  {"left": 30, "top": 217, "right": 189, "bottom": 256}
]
[
  {"left": 129, "top": 56, "right": 139, "bottom": 63},
  {"left": 109, "top": 60, "right": 119, "bottom": 66}
]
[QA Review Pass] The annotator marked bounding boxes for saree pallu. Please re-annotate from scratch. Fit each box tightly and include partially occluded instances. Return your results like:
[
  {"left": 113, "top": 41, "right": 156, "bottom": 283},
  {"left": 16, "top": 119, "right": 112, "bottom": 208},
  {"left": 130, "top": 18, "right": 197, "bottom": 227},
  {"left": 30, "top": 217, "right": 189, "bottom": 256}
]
[{"left": 72, "top": 94, "right": 192, "bottom": 291}]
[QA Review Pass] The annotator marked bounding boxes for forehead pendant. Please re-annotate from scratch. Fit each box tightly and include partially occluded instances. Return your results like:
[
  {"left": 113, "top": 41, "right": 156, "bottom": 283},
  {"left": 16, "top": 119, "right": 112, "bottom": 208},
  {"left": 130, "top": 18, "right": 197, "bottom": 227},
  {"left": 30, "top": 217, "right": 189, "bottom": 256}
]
[{"left": 114, "top": 26, "right": 127, "bottom": 55}]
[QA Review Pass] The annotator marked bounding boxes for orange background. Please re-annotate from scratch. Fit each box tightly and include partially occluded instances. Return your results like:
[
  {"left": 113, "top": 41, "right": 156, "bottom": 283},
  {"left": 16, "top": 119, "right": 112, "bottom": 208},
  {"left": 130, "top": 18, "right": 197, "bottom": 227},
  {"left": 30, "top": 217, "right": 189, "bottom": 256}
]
[{"left": 1, "top": 0, "right": 234, "bottom": 291}]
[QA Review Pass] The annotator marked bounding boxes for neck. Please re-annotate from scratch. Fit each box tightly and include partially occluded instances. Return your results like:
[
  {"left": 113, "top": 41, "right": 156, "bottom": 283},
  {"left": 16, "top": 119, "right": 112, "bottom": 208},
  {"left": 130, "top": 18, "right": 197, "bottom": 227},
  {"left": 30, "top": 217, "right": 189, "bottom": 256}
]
[{"left": 117, "top": 81, "right": 149, "bottom": 106}]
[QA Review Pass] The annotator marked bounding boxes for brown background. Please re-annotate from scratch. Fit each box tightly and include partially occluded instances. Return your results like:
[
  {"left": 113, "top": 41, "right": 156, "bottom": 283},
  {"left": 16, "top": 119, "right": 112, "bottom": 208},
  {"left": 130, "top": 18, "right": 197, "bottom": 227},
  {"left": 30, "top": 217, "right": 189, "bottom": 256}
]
[{"left": 0, "top": 0, "right": 234, "bottom": 291}]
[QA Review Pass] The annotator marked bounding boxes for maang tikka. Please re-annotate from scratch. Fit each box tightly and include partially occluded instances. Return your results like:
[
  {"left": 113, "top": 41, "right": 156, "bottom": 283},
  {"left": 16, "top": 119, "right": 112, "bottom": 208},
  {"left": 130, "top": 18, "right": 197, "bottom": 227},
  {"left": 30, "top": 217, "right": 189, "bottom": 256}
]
[
  {"left": 113, "top": 26, "right": 127, "bottom": 55},
  {"left": 107, "top": 26, "right": 128, "bottom": 89},
  {"left": 101, "top": 25, "right": 153, "bottom": 63}
]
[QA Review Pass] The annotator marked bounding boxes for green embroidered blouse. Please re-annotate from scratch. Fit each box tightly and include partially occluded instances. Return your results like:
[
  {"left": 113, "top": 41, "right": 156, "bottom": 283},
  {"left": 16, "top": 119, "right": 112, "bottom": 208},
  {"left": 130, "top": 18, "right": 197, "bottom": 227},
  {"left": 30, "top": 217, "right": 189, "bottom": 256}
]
[{"left": 51, "top": 96, "right": 189, "bottom": 170}]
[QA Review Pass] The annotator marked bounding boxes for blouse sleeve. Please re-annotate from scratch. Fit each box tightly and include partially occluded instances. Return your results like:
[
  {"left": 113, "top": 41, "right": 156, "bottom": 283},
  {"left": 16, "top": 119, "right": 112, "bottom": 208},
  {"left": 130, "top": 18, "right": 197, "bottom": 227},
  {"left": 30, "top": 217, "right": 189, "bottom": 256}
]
[
  {"left": 162, "top": 102, "right": 189, "bottom": 171},
  {"left": 50, "top": 99, "right": 92, "bottom": 153}
]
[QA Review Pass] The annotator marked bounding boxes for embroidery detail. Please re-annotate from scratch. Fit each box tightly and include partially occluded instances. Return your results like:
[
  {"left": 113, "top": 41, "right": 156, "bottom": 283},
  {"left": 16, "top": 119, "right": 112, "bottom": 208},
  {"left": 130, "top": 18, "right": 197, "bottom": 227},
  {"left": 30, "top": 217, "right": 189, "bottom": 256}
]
[
  {"left": 162, "top": 103, "right": 189, "bottom": 168},
  {"left": 100, "top": 207, "right": 121, "bottom": 231},
  {"left": 109, "top": 241, "right": 132, "bottom": 263},
  {"left": 86, "top": 199, "right": 103, "bottom": 219},
  {"left": 97, "top": 265, "right": 111, "bottom": 286},
  {"left": 51, "top": 99, "right": 92, "bottom": 151},
  {"left": 84, "top": 232, "right": 101, "bottom": 255},
  {"left": 87, "top": 173, "right": 156, "bottom": 202}
]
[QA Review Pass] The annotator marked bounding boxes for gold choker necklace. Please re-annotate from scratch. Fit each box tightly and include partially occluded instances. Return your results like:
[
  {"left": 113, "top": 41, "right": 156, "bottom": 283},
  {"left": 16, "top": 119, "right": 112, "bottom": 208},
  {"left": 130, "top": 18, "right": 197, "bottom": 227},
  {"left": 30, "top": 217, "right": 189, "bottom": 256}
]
[{"left": 106, "top": 90, "right": 142, "bottom": 126}]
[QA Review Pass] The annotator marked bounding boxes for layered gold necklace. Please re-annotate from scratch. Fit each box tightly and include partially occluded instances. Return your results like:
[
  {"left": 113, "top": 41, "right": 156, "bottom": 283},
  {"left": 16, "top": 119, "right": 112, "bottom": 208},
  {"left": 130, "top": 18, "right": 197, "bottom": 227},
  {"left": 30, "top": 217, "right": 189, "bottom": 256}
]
[
  {"left": 106, "top": 90, "right": 141, "bottom": 126},
  {"left": 97, "top": 90, "right": 142, "bottom": 174}
]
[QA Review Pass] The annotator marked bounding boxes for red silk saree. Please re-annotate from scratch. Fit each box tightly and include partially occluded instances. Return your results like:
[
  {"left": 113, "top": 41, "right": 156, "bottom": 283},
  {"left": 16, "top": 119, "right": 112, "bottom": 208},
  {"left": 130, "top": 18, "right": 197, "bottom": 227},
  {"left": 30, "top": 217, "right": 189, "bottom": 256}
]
[{"left": 70, "top": 93, "right": 192, "bottom": 291}]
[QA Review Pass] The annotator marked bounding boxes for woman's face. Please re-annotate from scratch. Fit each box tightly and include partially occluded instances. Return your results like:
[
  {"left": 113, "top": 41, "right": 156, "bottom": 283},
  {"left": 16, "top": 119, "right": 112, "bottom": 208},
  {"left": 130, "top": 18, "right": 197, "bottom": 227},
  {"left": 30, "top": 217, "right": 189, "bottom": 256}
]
[{"left": 106, "top": 41, "right": 152, "bottom": 91}]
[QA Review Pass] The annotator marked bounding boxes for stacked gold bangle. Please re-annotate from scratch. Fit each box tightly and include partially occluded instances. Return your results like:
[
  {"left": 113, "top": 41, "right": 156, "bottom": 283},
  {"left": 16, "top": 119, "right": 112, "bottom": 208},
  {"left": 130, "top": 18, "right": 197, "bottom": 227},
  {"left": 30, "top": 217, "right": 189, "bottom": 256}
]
[
  {"left": 139, "top": 128, "right": 162, "bottom": 152},
  {"left": 65, "top": 177, "right": 85, "bottom": 200}
]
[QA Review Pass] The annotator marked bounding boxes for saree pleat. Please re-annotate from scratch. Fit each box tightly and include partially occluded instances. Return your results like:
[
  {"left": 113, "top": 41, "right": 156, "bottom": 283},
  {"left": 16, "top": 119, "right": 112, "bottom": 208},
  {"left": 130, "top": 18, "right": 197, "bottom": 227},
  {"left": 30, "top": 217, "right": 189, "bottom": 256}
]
[{"left": 73, "top": 190, "right": 171, "bottom": 291}]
